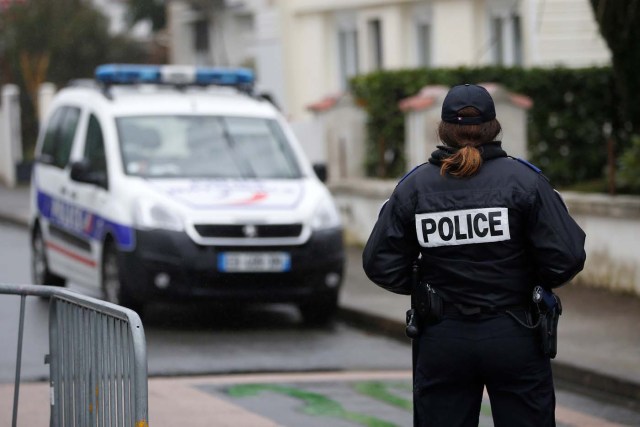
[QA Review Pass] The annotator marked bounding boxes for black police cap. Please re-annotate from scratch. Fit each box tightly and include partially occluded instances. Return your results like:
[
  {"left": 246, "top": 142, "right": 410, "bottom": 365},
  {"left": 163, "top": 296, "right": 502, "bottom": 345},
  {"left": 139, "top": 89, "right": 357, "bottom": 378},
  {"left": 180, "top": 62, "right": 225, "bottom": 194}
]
[{"left": 441, "top": 84, "right": 496, "bottom": 125}]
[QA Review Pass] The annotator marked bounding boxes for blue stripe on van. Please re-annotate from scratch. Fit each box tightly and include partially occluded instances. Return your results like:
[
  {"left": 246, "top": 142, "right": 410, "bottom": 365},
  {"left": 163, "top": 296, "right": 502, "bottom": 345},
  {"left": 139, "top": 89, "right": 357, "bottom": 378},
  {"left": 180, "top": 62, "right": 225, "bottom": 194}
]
[{"left": 37, "top": 191, "right": 135, "bottom": 251}]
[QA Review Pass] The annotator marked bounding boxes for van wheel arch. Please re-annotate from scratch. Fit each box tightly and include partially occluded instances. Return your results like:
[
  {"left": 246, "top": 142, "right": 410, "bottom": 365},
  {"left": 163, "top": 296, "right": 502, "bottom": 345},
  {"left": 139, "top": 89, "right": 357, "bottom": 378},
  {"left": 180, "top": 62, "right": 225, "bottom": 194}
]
[
  {"left": 31, "top": 222, "right": 66, "bottom": 287},
  {"left": 101, "top": 236, "right": 143, "bottom": 314}
]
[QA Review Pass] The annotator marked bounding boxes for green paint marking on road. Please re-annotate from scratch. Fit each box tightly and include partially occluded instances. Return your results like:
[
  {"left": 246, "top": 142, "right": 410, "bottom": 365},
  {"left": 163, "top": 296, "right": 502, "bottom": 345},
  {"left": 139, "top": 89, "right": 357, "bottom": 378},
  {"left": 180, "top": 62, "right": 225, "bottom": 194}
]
[
  {"left": 227, "top": 383, "right": 399, "bottom": 427},
  {"left": 352, "top": 380, "right": 492, "bottom": 419},
  {"left": 353, "top": 381, "right": 412, "bottom": 410}
]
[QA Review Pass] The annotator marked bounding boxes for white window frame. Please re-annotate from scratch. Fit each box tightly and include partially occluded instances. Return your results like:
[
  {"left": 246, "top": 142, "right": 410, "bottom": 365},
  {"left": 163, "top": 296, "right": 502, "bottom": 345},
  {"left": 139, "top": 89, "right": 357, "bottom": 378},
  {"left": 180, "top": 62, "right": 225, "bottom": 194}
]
[
  {"left": 367, "top": 18, "right": 384, "bottom": 71},
  {"left": 488, "top": 1, "right": 523, "bottom": 66},
  {"left": 335, "top": 12, "right": 359, "bottom": 91},
  {"left": 413, "top": 4, "right": 433, "bottom": 68}
]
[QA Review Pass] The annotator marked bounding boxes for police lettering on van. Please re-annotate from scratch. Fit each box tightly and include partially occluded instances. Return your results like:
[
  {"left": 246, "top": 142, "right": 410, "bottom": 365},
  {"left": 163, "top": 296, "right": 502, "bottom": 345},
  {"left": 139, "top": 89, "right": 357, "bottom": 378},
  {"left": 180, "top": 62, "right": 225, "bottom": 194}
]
[{"left": 415, "top": 207, "right": 510, "bottom": 248}]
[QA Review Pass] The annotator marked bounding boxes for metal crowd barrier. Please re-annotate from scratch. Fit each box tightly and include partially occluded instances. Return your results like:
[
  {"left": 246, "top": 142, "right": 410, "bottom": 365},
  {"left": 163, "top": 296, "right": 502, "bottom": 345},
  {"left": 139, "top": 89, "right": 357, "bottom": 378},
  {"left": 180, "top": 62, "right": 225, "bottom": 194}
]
[{"left": 0, "top": 283, "right": 148, "bottom": 427}]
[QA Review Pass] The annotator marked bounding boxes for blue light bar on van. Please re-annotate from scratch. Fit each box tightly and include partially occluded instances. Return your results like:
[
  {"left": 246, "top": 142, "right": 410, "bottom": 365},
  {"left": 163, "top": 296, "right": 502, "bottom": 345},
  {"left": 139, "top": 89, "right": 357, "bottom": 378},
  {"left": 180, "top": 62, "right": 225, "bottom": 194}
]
[
  {"left": 95, "top": 64, "right": 161, "bottom": 84},
  {"left": 95, "top": 64, "right": 255, "bottom": 88},
  {"left": 195, "top": 68, "right": 254, "bottom": 86}
]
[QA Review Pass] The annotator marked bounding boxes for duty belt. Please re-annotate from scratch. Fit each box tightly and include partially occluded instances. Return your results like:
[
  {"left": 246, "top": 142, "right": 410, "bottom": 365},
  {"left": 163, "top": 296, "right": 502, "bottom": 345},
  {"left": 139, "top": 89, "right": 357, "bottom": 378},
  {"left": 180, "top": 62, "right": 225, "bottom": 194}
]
[{"left": 442, "top": 301, "right": 530, "bottom": 316}]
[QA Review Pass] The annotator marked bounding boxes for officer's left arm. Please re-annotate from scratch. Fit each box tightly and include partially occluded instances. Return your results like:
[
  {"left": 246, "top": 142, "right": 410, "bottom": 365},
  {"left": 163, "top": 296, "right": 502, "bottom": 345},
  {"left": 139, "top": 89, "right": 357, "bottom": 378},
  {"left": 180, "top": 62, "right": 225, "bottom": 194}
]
[
  {"left": 362, "top": 193, "right": 419, "bottom": 295},
  {"left": 526, "top": 176, "right": 587, "bottom": 288}
]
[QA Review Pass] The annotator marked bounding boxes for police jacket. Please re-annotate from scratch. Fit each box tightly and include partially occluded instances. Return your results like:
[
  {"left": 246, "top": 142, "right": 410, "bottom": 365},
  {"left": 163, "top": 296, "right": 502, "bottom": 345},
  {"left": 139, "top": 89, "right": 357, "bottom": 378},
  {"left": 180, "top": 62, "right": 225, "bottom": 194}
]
[{"left": 362, "top": 142, "right": 586, "bottom": 308}]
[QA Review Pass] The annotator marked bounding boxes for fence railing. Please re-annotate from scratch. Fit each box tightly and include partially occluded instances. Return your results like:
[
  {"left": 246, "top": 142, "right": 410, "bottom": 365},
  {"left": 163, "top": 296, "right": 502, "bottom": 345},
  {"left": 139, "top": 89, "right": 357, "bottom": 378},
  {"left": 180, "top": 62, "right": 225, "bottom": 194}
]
[{"left": 0, "top": 283, "right": 148, "bottom": 427}]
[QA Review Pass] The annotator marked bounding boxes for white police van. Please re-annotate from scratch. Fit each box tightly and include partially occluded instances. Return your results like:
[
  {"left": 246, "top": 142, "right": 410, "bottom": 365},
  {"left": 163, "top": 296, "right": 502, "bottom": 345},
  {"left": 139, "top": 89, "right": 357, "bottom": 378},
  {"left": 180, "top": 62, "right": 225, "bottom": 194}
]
[{"left": 30, "top": 64, "right": 344, "bottom": 323}]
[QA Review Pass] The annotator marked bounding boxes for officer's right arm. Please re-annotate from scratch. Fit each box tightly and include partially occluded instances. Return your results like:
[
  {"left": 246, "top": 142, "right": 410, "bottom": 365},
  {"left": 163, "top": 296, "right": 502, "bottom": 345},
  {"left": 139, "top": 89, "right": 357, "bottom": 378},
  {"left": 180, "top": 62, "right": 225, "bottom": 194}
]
[
  {"left": 362, "top": 194, "right": 418, "bottom": 295},
  {"left": 526, "top": 176, "right": 587, "bottom": 288}
]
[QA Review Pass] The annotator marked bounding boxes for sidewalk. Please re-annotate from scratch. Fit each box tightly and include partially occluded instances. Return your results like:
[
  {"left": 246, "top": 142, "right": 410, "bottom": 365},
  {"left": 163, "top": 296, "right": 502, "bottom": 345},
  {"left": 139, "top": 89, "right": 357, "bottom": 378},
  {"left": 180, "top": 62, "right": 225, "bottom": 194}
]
[
  {"left": 0, "top": 371, "right": 414, "bottom": 427},
  {"left": 1, "top": 184, "right": 639, "bottom": 423}
]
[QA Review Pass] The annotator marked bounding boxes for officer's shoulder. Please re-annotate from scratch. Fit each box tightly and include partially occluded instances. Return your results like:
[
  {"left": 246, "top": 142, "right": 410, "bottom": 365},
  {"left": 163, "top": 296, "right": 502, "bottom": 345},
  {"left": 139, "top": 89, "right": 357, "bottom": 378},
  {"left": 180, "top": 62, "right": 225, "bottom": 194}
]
[
  {"left": 506, "top": 156, "right": 549, "bottom": 181},
  {"left": 396, "top": 162, "right": 430, "bottom": 187}
]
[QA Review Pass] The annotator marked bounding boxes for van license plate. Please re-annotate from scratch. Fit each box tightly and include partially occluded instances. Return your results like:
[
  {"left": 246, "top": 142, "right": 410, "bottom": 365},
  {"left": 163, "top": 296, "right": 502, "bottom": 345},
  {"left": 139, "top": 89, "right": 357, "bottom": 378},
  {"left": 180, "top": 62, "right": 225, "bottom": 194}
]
[{"left": 218, "top": 252, "right": 291, "bottom": 273}]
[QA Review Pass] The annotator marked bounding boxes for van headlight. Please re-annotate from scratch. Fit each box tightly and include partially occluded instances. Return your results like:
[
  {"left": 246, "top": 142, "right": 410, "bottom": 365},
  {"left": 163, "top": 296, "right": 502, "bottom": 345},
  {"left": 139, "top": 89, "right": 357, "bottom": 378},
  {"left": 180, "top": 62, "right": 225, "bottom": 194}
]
[
  {"left": 311, "top": 198, "right": 342, "bottom": 230},
  {"left": 133, "top": 199, "right": 184, "bottom": 231}
]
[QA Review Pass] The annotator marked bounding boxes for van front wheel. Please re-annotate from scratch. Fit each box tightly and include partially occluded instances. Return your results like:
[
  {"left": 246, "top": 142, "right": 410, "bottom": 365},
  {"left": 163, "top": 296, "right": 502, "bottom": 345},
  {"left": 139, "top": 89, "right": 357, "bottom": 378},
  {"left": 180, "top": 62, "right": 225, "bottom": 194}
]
[{"left": 102, "top": 241, "right": 143, "bottom": 314}]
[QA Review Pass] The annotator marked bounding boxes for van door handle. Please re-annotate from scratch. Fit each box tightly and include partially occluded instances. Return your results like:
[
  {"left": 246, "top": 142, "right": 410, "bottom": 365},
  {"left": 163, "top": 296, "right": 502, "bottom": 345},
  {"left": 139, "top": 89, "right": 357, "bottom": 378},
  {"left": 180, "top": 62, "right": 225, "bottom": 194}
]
[
  {"left": 69, "top": 191, "right": 77, "bottom": 200},
  {"left": 60, "top": 187, "right": 67, "bottom": 195}
]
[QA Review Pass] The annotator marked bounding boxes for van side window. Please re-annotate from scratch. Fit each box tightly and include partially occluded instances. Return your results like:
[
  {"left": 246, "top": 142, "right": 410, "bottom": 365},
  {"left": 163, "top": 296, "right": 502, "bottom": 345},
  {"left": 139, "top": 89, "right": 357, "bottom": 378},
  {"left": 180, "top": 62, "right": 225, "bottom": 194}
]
[
  {"left": 40, "top": 108, "right": 65, "bottom": 163},
  {"left": 84, "top": 114, "right": 107, "bottom": 176},
  {"left": 56, "top": 107, "right": 81, "bottom": 168},
  {"left": 40, "top": 106, "right": 81, "bottom": 169}
]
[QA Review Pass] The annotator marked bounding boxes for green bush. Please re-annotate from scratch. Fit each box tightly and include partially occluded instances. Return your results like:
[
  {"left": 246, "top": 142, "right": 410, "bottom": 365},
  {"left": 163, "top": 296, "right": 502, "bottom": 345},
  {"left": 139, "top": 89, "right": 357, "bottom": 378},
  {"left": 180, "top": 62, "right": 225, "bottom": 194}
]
[
  {"left": 350, "top": 66, "right": 632, "bottom": 189},
  {"left": 617, "top": 136, "right": 640, "bottom": 193}
]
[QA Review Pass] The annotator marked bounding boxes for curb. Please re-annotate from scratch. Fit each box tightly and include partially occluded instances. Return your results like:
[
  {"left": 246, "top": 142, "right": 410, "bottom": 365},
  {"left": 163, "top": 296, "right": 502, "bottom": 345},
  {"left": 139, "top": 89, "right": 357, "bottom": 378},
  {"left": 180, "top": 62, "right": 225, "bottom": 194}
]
[
  {"left": 552, "top": 360, "right": 640, "bottom": 404},
  {"left": 337, "top": 305, "right": 640, "bottom": 405},
  {"left": 338, "top": 306, "right": 410, "bottom": 343},
  {"left": 0, "top": 213, "right": 28, "bottom": 229}
]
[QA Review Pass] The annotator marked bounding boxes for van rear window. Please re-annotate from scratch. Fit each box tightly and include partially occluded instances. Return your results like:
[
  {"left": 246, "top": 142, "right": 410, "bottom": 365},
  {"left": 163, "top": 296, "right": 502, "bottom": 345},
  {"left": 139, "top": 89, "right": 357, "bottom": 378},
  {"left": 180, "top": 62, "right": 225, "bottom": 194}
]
[{"left": 116, "top": 116, "right": 302, "bottom": 179}]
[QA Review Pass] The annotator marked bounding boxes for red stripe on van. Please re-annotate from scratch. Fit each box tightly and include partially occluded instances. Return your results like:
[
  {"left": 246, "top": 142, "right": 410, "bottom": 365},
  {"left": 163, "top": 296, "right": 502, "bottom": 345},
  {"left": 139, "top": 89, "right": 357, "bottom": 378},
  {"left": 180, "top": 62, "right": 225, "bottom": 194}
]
[{"left": 47, "top": 241, "right": 97, "bottom": 268}]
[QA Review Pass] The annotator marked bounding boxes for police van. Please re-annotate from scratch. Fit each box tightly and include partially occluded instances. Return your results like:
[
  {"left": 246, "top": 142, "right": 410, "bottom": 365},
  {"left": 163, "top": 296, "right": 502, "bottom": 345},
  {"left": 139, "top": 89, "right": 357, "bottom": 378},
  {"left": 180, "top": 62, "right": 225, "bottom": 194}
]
[{"left": 29, "top": 64, "right": 344, "bottom": 323}]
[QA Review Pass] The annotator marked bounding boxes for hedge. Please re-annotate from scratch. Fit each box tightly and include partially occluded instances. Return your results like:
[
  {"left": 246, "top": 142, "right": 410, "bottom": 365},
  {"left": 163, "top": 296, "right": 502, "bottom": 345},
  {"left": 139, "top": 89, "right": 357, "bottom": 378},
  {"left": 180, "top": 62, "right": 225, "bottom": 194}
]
[{"left": 350, "top": 66, "right": 630, "bottom": 188}]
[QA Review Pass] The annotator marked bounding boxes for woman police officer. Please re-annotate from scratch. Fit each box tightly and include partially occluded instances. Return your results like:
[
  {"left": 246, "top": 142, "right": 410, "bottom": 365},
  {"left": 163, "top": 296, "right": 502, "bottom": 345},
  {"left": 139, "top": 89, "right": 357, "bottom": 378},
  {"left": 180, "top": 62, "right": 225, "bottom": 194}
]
[{"left": 362, "top": 84, "right": 586, "bottom": 427}]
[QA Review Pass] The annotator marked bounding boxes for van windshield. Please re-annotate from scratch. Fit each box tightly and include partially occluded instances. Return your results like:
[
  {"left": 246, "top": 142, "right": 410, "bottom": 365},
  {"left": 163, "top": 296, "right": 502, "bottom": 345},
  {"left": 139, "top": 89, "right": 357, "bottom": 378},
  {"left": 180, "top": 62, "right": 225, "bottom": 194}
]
[{"left": 116, "top": 116, "right": 302, "bottom": 179}]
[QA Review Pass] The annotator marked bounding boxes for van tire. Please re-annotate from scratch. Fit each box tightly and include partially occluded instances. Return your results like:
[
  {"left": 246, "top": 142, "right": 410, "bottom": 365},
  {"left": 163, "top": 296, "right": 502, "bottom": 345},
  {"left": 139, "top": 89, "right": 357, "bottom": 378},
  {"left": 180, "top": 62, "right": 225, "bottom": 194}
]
[
  {"left": 299, "top": 293, "right": 338, "bottom": 326},
  {"left": 102, "top": 240, "right": 143, "bottom": 314},
  {"left": 31, "top": 226, "right": 66, "bottom": 288}
]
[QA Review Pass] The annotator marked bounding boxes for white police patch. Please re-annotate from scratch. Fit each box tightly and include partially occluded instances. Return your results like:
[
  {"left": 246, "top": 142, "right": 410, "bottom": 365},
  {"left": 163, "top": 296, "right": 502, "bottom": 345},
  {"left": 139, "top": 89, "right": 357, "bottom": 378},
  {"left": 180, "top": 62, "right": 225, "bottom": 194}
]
[{"left": 415, "top": 207, "right": 510, "bottom": 247}]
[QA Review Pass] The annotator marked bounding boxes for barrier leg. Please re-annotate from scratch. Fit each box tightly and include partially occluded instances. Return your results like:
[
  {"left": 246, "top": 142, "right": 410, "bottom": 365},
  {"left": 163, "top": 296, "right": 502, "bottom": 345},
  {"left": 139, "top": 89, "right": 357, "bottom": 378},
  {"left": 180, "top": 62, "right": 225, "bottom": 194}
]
[{"left": 12, "top": 295, "right": 26, "bottom": 427}]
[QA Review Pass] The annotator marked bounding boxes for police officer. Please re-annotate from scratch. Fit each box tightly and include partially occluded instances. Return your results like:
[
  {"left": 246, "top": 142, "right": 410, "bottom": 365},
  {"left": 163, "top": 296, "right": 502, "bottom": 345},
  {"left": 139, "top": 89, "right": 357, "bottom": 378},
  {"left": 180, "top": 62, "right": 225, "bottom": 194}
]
[{"left": 362, "top": 84, "right": 586, "bottom": 427}]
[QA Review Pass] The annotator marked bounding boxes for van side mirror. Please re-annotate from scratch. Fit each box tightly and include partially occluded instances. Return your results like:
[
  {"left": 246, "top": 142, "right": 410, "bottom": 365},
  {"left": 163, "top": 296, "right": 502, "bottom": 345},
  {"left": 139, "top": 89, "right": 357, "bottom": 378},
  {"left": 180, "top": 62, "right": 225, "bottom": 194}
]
[
  {"left": 312, "top": 163, "right": 328, "bottom": 183},
  {"left": 70, "top": 160, "right": 108, "bottom": 189},
  {"left": 258, "top": 92, "right": 280, "bottom": 110},
  {"left": 37, "top": 153, "right": 55, "bottom": 165}
]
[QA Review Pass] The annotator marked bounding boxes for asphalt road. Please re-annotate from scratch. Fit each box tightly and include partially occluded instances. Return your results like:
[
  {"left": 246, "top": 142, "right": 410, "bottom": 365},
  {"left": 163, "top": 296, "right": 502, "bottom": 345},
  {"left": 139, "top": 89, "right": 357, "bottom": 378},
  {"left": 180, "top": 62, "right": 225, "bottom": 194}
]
[{"left": 0, "top": 221, "right": 411, "bottom": 383}]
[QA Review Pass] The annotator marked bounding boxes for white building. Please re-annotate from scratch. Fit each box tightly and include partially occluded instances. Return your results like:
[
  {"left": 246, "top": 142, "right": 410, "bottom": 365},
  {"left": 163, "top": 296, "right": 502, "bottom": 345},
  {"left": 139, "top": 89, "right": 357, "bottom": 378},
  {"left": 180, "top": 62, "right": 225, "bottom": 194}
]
[
  {"left": 91, "top": 0, "right": 154, "bottom": 41},
  {"left": 167, "top": 1, "right": 258, "bottom": 67},
  {"left": 167, "top": 0, "right": 611, "bottom": 120}
]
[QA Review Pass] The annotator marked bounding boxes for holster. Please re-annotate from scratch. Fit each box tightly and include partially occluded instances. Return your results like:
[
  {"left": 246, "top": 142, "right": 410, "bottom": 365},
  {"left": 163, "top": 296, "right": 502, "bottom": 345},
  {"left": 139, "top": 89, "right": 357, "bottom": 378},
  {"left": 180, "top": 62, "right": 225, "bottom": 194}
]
[
  {"left": 533, "top": 286, "right": 562, "bottom": 358},
  {"left": 418, "top": 283, "right": 443, "bottom": 325},
  {"left": 406, "top": 262, "right": 443, "bottom": 339}
]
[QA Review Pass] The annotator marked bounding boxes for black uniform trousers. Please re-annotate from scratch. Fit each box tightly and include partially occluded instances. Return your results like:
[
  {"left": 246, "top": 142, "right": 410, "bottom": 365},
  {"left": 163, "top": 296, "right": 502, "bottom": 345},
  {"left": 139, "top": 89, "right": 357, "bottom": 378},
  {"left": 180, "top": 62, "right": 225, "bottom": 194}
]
[{"left": 414, "top": 311, "right": 555, "bottom": 427}]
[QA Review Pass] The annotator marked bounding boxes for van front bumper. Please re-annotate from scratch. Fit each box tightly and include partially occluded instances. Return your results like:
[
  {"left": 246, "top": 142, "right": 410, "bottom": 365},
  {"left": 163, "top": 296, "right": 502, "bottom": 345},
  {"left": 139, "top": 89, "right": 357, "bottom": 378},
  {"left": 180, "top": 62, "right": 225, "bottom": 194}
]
[{"left": 118, "top": 227, "right": 345, "bottom": 304}]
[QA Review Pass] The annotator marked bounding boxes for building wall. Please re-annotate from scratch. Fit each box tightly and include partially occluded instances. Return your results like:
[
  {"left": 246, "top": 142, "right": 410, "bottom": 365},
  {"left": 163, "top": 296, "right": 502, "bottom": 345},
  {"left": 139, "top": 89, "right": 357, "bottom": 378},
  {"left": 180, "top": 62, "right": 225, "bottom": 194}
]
[
  {"left": 166, "top": 0, "right": 611, "bottom": 119},
  {"left": 280, "top": 10, "right": 333, "bottom": 121},
  {"left": 527, "top": 0, "right": 610, "bottom": 66},
  {"left": 277, "top": 0, "right": 610, "bottom": 119},
  {"left": 431, "top": 0, "right": 477, "bottom": 66}
]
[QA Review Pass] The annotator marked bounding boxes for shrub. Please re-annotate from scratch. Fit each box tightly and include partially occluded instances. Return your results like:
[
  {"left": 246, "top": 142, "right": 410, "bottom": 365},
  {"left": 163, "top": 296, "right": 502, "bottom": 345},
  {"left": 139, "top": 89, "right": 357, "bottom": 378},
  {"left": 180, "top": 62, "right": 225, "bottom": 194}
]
[
  {"left": 617, "top": 135, "right": 640, "bottom": 193},
  {"left": 350, "top": 66, "right": 632, "bottom": 189}
]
